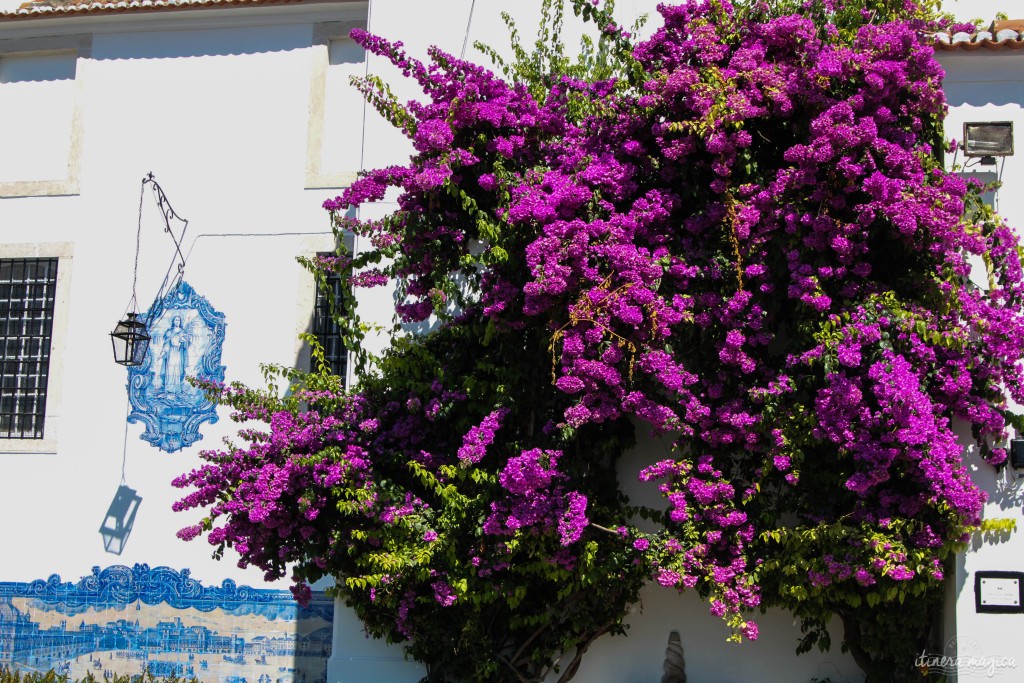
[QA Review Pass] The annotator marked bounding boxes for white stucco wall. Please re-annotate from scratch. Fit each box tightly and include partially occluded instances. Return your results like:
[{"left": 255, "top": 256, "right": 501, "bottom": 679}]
[
  {"left": 0, "top": 51, "right": 77, "bottom": 182},
  {"left": 937, "top": 45, "right": 1024, "bottom": 683},
  {"left": 0, "top": 2, "right": 368, "bottom": 587},
  {"left": 1, "top": 1, "right": 1022, "bottom": 682}
]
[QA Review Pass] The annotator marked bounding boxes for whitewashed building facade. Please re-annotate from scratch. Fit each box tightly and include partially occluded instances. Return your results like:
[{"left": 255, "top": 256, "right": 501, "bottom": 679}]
[{"left": 0, "top": 0, "right": 1020, "bottom": 681}]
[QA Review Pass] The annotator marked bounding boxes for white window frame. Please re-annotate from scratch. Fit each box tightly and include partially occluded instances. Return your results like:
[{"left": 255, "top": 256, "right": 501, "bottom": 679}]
[
  {"left": 0, "top": 242, "right": 73, "bottom": 454},
  {"left": 0, "top": 34, "right": 90, "bottom": 198},
  {"left": 305, "top": 21, "right": 365, "bottom": 190}
]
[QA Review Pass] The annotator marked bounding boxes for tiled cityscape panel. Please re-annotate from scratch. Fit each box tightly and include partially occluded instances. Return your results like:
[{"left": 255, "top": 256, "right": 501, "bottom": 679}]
[{"left": 0, "top": 565, "right": 333, "bottom": 683}]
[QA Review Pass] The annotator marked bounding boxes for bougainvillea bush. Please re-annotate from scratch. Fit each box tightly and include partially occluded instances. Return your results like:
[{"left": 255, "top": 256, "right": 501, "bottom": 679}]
[{"left": 174, "top": 1, "right": 1024, "bottom": 681}]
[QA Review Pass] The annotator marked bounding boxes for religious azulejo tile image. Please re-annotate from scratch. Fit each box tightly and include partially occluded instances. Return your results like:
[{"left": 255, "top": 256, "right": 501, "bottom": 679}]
[{"left": 128, "top": 281, "right": 227, "bottom": 454}]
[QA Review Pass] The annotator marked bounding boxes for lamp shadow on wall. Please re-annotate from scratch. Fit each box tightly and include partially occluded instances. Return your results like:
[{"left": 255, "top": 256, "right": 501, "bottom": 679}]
[{"left": 99, "top": 484, "right": 143, "bottom": 556}]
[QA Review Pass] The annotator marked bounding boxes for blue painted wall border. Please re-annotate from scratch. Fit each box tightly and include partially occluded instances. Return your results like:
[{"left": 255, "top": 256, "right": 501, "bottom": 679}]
[{"left": 0, "top": 565, "right": 333, "bottom": 683}]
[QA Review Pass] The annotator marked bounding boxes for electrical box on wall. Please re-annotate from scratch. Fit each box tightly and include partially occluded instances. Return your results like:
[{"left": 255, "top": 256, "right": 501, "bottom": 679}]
[{"left": 975, "top": 571, "right": 1024, "bottom": 613}]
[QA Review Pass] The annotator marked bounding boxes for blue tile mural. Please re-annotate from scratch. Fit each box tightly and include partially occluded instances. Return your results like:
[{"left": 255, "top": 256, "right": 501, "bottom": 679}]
[
  {"left": 0, "top": 565, "right": 333, "bottom": 683},
  {"left": 128, "top": 281, "right": 226, "bottom": 453}
]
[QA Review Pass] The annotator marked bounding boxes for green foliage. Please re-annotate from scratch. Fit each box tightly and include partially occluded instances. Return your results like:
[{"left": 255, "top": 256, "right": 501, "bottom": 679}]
[
  {"left": 322, "top": 2, "right": 1001, "bottom": 678},
  {"left": 185, "top": 2, "right": 1020, "bottom": 682},
  {"left": 977, "top": 517, "right": 1017, "bottom": 544},
  {"left": 334, "top": 316, "right": 647, "bottom": 683},
  {"left": 737, "top": 0, "right": 950, "bottom": 36},
  {"left": 475, "top": 0, "right": 646, "bottom": 103},
  {"left": 297, "top": 250, "right": 375, "bottom": 377},
  {"left": 0, "top": 668, "right": 199, "bottom": 683}
]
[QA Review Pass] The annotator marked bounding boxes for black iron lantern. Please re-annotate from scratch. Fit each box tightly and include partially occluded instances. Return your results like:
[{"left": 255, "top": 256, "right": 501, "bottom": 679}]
[
  {"left": 111, "top": 173, "right": 189, "bottom": 367},
  {"left": 99, "top": 484, "right": 142, "bottom": 555},
  {"left": 110, "top": 312, "right": 150, "bottom": 366}
]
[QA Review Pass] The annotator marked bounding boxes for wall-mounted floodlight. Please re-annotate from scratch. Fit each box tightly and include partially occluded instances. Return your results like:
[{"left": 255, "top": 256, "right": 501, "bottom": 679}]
[
  {"left": 964, "top": 122, "right": 1014, "bottom": 166},
  {"left": 1011, "top": 438, "right": 1024, "bottom": 469}
]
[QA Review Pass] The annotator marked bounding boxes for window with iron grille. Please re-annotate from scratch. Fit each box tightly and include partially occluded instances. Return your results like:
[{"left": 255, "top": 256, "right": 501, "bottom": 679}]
[
  {"left": 312, "top": 253, "right": 348, "bottom": 381},
  {"left": 1, "top": 257, "right": 58, "bottom": 439}
]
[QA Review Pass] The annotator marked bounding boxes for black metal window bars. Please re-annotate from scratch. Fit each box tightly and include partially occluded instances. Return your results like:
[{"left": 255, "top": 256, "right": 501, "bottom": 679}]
[
  {"left": 1, "top": 257, "right": 59, "bottom": 439},
  {"left": 312, "top": 252, "right": 349, "bottom": 382}
]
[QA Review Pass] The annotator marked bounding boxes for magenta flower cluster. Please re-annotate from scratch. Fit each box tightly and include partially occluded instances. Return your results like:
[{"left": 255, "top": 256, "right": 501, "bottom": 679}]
[
  {"left": 483, "top": 448, "right": 589, "bottom": 545},
  {"left": 175, "top": 0, "right": 1024, "bottom": 667}
]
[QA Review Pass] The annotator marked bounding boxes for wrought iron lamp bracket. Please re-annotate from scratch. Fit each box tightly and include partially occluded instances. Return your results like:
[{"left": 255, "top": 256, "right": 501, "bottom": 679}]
[{"left": 142, "top": 172, "right": 190, "bottom": 298}]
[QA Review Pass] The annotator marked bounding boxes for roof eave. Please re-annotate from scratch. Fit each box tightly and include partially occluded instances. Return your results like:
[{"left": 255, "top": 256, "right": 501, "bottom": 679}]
[{"left": 0, "top": 0, "right": 356, "bottom": 22}]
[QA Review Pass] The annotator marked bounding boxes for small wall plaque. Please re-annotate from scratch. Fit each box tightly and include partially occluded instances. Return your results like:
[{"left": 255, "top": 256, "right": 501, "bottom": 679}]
[{"left": 975, "top": 571, "right": 1024, "bottom": 613}]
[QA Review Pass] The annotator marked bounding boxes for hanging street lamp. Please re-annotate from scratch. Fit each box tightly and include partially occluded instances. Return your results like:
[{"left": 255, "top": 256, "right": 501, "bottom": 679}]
[
  {"left": 110, "top": 172, "right": 164, "bottom": 366},
  {"left": 110, "top": 312, "right": 151, "bottom": 366},
  {"left": 109, "top": 172, "right": 190, "bottom": 366}
]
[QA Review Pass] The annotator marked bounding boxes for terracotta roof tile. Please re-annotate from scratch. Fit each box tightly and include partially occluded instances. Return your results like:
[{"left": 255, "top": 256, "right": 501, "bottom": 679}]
[
  {"left": 1, "top": 0, "right": 318, "bottom": 19},
  {"left": 934, "top": 20, "right": 1024, "bottom": 52}
]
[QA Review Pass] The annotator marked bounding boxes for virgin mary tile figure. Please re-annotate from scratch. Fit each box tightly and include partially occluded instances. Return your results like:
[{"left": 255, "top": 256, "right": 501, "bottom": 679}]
[{"left": 160, "top": 315, "right": 190, "bottom": 396}]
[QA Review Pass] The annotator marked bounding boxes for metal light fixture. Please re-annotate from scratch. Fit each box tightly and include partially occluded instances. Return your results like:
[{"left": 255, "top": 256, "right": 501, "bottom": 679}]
[
  {"left": 111, "top": 312, "right": 150, "bottom": 366},
  {"left": 1010, "top": 437, "right": 1024, "bottom": 469},
  {"left": 99, "top": 484, "right": 142, "bottom": 555},
  {"left": 110, "top": 172, "right": 188, "bottom": 367},
  {"left": 111, "top": 175, "right": 151, "bottom": 366},
  {"left": 964, "top": 121, "right": 1014, "bottom": 166}
]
